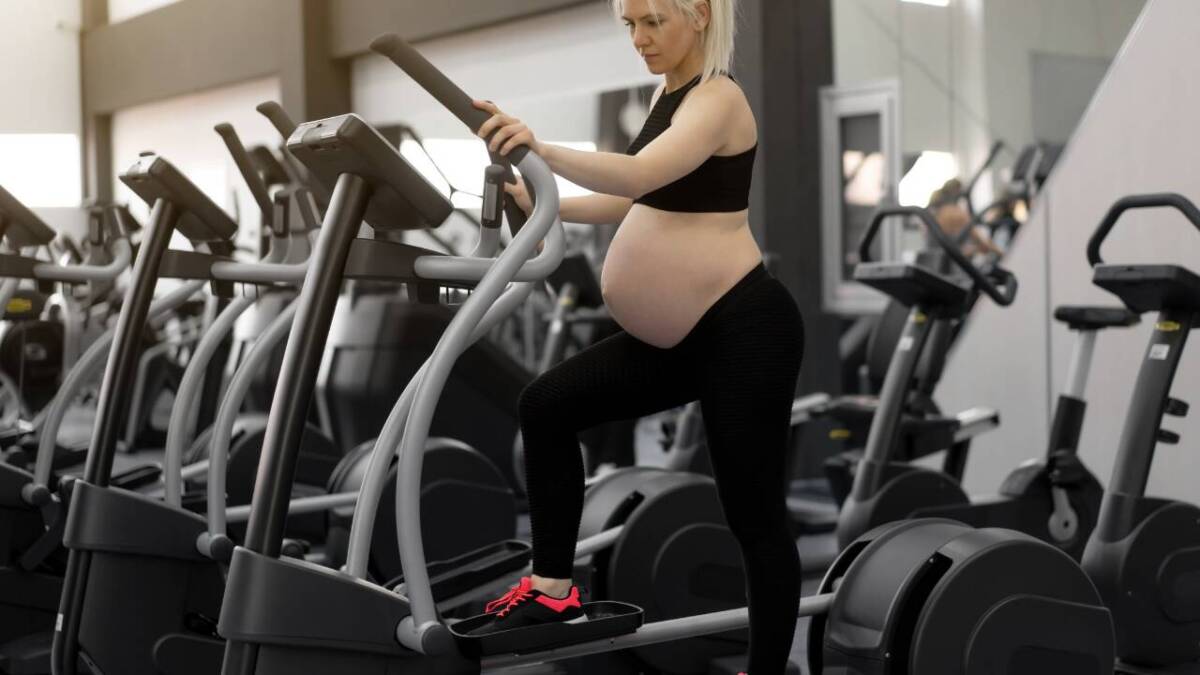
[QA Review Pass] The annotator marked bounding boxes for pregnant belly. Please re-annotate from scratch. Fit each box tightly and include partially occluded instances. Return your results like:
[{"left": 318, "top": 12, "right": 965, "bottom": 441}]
[{"left": 601, "top": 207, "right": 762, "bottom": 348}]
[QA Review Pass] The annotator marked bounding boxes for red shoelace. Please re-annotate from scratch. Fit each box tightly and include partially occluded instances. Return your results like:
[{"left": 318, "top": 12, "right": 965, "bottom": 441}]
[
  {"left": 492, "top": 588, "right": 531, "bottom": 617},
  {"left": 485, "top": 579, "right": 533, "bottom": 616}
]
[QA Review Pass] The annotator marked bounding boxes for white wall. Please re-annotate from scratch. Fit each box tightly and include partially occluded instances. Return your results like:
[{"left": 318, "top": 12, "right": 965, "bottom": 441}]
[
  {"left": 938, "top": 0, "right": 1200, "bottom": 501},
  {"left": 110, "top": 77, "right": 282, "bottom": 253},
  {"left": 982, "top": 0, "right": 1145, "bottom": 149},
  {"left": 0, "top": 0, "right": 82, "bottom": 210}
]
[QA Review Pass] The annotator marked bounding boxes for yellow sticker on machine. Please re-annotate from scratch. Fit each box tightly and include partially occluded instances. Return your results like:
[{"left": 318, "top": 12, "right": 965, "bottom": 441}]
[
  {"left": 829, "top": 429, "right": 852, "bottom": 441},
  {"left": 6, "top": 298, "right": 31, "bottom": 313},
  {"left": 1156, "top": 321, "right": 1181, "bottom": 332}
]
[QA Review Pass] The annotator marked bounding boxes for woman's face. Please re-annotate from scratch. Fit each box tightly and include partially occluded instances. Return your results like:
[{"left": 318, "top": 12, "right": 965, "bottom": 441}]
[{"left": 620, "top": 0, "right": 705, "bottom": 75}]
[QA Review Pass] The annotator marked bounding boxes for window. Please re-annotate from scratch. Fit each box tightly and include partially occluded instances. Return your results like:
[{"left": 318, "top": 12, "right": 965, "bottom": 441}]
[
  {"left": 108, "top": 0, "right": 180, "bottom": 23},
  {"left": 820, "top": 81, "right": 901, "bottom": 315},
  {"left": 0, "top": 134, "right": 81, "bottom": 208}
]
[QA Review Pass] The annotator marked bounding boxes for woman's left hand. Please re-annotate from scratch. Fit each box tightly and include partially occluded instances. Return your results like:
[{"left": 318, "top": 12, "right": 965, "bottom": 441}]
[{"left": 473, "top": 100, "right": 543, "bottom": 157}]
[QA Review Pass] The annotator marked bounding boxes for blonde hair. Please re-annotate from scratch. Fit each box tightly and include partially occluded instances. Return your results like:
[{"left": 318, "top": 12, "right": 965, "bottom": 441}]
[{"left": 612, "top": 0, "right": 737, "bottom": 83}]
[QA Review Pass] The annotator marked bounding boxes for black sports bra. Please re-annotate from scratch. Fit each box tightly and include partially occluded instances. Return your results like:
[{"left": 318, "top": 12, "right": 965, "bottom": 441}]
[{"left": 626, "top": 75, "right": 756, "bottom": 213}]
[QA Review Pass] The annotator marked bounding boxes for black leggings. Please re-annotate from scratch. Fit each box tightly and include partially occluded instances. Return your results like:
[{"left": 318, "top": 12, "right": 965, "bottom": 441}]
[{"left": 519, "top": 264, "right": 804, "bottom": 674}]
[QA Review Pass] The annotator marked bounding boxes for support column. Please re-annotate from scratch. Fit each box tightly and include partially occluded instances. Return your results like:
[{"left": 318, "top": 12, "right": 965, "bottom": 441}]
[
  {"left": 279, "top": 0, "right": 352, "bottom": 123},
  {"left": 81, "top": 0, "right": 111, "bottom": 201},
  {"left": 736, "top": 0, "right": 841, "bottom": 479},
  {"left": 735, "top": 0, "right": 840, "bottom": 397}
]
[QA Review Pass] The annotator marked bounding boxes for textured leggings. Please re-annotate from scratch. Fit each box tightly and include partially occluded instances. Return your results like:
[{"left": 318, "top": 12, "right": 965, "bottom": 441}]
[{"left": 519, "top": 264, "right": 804, "bottom": 674}]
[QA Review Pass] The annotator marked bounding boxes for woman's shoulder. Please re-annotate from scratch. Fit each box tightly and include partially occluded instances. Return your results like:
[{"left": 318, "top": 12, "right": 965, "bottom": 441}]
[
  {"left": 695, "top": 74, "right": 743, "bottom": 98},
  {"left": 683, "top": 74, "right": 750, "bottom": 114}
]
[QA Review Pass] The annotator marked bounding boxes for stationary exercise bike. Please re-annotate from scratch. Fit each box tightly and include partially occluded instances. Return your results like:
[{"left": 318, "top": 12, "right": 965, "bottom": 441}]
[
  {"left": 835, "top": 206, "right": 1127, "bottom": 561},
  {"left": 1079, "top": 193, "right": 1200, "bottom": 674}
]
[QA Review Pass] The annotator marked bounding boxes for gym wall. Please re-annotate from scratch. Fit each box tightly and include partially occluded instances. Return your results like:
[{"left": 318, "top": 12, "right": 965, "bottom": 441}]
[
  {"left": 937, "top": 0, "right": 1200, "bottom": 501},
  {"left": 0, "top": 0, "right": 87, "bottom": 236}
]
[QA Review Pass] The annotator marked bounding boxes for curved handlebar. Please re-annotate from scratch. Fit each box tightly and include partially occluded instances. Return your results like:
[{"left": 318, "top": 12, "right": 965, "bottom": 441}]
[
  {"left": 370, "top": 34, "right": 532, "bottom": 166},
  {"left": 370, "top": 34, "right": 534, "bottom": 232},
  {"left": 859, "top": 205, "right": 1017, "bottom": 306},
  {"left": 1087, "top": 192, "right": 1200, "bottom": 266},
  {"left": 32, "top": 239, "right": 133, "bottom": 284}
]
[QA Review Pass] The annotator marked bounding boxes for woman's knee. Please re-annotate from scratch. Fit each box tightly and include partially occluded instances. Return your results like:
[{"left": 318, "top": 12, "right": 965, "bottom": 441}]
[
  {"left": 717, "top": 487, "right": 793, "bottom": 550},
  {"left": 518, "top": 374, "right": 582, "bottom": 431}
]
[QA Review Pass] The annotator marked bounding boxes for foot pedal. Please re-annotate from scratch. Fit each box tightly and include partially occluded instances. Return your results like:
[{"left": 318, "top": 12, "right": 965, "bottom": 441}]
[
  {"left": 389, "top": 539, "right": 532, "bottom": 602},
  {"left": 111, "top": 463, "right": 163, "bottom": 491},
  {"left": 449, "top": 601, "right": 643, "bottom": 657}
]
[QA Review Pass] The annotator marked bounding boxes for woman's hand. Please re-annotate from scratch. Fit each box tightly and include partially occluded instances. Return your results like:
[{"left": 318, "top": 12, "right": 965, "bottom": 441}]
[
  {"left": 473, "top": 100, "right": 543, "bottom": 157},
  {"left": 505, "top": 179, "right": 533, "bottom": 216}
]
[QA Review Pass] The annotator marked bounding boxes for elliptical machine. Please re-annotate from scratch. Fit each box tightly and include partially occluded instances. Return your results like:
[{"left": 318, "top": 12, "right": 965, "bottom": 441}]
[{"left": 1080, "top": 193, "right": 1200, "bottom": 674}]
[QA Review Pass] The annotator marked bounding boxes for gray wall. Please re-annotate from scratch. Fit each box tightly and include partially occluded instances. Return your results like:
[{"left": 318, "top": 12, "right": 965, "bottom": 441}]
[{"left": 937, "top": 0, "right": 1200, "bottom": 500}]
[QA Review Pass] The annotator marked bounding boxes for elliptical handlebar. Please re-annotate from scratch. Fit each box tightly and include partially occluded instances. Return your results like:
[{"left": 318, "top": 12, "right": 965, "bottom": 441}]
[
  {"left": 255, "top": 101, "right": 299, "bottom": 139},
  {"left": 31, "top": 239, "right": 133, "bottom": 284},
  {"left": 215, "top": 122, "right": 274, "bottom": 219},
  {"left": 370, "top": 35, "right": 522, "bottom": 162},
  {"left": 859, "top": 205, "right": 1018, "bottom": 306},
  {"left": 1087, "top": 192, "right": 1200, "bottom": 266},
  {"left": 370, "top": 34, "right": 532, "bottom": 233},
  {"left": 356, "top": 32, "right": 565, "bottom": 653}
]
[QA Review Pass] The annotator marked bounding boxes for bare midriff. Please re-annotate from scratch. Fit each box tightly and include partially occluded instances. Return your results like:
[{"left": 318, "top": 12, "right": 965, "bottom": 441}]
[{"left": 601, "top": 203, "right": 763, "bottom": 349}]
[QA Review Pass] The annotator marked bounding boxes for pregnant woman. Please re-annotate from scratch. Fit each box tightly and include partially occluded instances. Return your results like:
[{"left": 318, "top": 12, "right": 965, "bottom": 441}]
[{"left": 473, "top": 1, "right": 804, "bottom": 672}]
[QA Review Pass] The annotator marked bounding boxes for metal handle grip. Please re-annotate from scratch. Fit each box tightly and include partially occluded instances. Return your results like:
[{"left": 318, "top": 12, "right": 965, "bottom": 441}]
[
  {"left": 1087, "top": 192, "right": 1200, "bottom": 266},
  {"left": 370, "top": 33, "right": 531, "bottom": 165},
  {"left": 255, "top": 101, "right": 298, "bottom": 138},
  {"left": 215, "top": 123, "right": 274, "bottom": 218}
]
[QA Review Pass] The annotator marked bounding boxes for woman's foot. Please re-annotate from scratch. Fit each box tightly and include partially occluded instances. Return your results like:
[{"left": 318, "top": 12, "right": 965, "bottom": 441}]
[{"left": 473, "top": 576, "right": 584, "bottom": 634}]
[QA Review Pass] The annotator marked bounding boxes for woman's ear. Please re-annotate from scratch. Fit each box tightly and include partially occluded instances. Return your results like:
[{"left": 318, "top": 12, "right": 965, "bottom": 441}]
[{"left": 693, "top": 0, "right": 711, "bottom": 32}]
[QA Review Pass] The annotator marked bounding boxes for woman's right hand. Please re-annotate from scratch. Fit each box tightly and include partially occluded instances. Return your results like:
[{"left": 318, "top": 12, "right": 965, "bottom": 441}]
[{"left": 505, "top": 179, "right": 533, "bottom": 216}]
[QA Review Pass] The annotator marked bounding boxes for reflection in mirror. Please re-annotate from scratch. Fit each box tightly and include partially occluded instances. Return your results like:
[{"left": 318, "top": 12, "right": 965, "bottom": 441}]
[{"left": 828, "top": 0, "right": 1147, "bottom": 303}]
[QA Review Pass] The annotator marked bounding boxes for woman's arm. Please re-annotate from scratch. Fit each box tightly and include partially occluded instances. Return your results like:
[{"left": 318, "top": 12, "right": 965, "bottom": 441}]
[
  {"left": 543, "top": 84, "right": 736, "bottom": 198},
  {"left": 560, "top": 194, "right": 633, "bottom": 225},
  {"left": 477, "top": 80, "right": 740, "bottom": 200}
]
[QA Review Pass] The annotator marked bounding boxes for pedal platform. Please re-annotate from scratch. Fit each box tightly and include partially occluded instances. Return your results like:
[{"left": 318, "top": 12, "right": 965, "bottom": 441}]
[{"left": 449, "top": 601, "right": 643, "bottom": 657}]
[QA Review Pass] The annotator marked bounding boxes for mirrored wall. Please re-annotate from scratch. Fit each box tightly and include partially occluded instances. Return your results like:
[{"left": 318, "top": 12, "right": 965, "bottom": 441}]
[{"left": 822, "top": 0, "right": 1147, "bottom": 314}]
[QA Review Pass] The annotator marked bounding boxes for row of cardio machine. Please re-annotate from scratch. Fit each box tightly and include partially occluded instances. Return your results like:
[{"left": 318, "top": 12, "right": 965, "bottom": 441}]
[
  {"left": 0, "top": 103, "right": 528, "bottom": 673},
  {"left": 0, "top": 33, "right": 1195, "bottom": 675}
]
